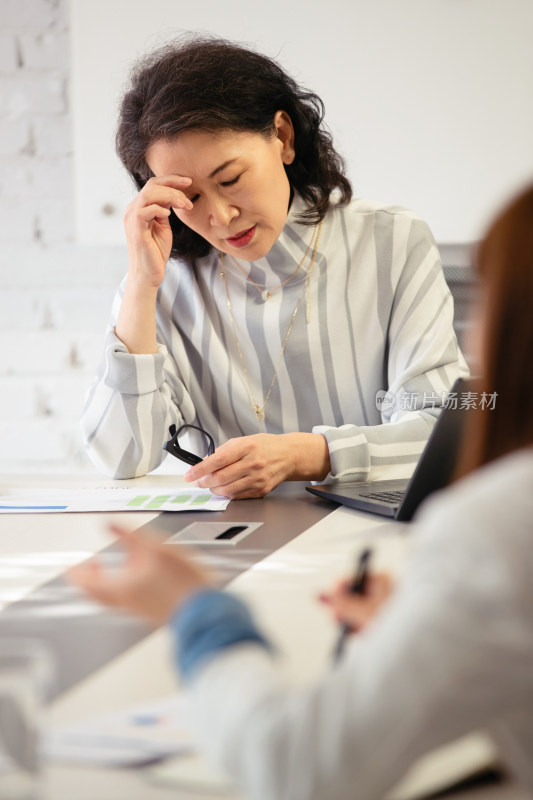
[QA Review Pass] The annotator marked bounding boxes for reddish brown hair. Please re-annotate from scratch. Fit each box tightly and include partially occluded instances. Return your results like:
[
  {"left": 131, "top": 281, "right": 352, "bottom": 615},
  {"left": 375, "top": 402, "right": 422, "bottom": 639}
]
[{"left": 456, "top": 184, "right": 533, "bottom": 476}]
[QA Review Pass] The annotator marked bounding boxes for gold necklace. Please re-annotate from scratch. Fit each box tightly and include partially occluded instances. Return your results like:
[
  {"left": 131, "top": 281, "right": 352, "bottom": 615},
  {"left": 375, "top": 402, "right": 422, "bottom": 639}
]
[
  {"left": 220, "top": 221, "right": 322, "bottom": 423},
  {"left": 229, "top": 225, "right": 319, "bottom": 301}
]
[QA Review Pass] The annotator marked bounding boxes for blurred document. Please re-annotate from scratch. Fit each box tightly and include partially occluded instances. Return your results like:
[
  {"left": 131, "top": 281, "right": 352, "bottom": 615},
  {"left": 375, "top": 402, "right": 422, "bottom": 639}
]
[{"left": 43, "top": 694, "right": 195, "bottom": 767}]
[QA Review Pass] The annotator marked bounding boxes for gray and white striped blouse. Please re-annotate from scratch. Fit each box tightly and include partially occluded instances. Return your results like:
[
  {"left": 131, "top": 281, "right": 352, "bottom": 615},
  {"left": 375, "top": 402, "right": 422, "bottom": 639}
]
[{"left": 81, "top": 194, "right": 469, "bottom": 481}]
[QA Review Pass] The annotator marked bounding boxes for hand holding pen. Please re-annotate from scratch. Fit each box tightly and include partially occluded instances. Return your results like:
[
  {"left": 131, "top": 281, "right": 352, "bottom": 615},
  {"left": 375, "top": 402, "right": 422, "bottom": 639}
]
[
  {"left": 333, "top": 548, "right": 372, "bottom": 662},
  {"left": 319, "top": 548, "right": 393, "bottom": 663}
]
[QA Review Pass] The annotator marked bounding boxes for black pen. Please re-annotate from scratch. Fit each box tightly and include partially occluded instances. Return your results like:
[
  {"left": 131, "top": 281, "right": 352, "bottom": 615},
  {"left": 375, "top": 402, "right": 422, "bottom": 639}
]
[{"left": 333, "top": 548, "right": 372, "bottom": 663}]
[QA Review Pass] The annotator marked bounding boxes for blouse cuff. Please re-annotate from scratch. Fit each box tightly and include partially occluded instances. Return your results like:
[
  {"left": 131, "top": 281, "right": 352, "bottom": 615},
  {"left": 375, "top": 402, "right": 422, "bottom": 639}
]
[
  {"left": 103, "top": 335, "right": 168, "bottom": 395},
  {"left": 312, "top": 423, "right": 371, "bottom": 482},
  {"left": 171, "top": 589, "right": 272, "bottom": 682}
]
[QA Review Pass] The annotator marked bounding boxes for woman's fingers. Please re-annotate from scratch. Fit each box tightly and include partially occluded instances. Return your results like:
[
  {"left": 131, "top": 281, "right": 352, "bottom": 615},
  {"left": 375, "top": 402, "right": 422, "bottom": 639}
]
[
  {"left": 125, "top": 176, "right": 194, "bottom": 236},
  {"left": 185, "top": 442, "right": 251, "bottom": 491},
  {"left": 188, "top": 458, "right": 251, "bottom": 493},
  {"left": 122, "top": 176, "right": 195, "bottom": 287},
  {"left": 70, "top": 523, "right": 214, "bottom": 625},
  {"left": 210, "top": 476, "right": 270, "bottom": 500},
  {"left": 137, "top": 184, "right": 193, "bottom": 212},
  {"left": 185, "top": 438, "right": 248, "bottom": 480},
  {"left": 136, "top": 204, "right": 171, "bottom": 225},
  {"left": 184, "top": 435, "right": 292, "bottom": 498},
  {"left": 145, "top": 174, "right": 192, "bottom": 189},
  {"left": 69, "top": 560, "right": 124, "bottom": 607},
  {"left": 127, "top": 192, "right": 192, "bottom": 228},
  {"left": 320, "top": 574, "right": 394, "bottom": 630},
  {"left": 108, "top": 523, "right": 168, "bottom": 560}
]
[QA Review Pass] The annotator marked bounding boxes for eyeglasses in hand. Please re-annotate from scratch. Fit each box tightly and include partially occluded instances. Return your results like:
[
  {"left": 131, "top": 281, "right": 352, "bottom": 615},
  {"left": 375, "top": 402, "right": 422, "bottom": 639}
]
[{"left": 163, "top": 424, "right": 215, "bottom": 466}]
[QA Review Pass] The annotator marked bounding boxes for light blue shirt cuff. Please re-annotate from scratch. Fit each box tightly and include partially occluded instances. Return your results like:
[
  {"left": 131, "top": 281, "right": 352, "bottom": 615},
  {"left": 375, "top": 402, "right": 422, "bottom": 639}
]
[{"left": 171, "top": 589, "right": 271, "bottom": 682}]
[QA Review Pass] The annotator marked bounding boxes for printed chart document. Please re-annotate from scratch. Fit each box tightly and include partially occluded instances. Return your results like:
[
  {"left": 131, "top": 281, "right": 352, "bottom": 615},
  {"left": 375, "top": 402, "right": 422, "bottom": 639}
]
[{"left": 0, "top": 486, "right": 230, "bottom": 513}]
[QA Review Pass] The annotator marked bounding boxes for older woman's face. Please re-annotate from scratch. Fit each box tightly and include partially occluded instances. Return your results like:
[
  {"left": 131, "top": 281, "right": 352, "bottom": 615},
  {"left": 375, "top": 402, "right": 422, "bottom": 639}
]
[{"left": 146, "top": 112, "right": 295, "bottom": 260}]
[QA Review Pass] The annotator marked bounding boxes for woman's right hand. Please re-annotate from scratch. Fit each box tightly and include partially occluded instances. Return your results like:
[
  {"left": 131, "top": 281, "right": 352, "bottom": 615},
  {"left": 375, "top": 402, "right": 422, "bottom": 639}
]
[
  {"left": 123, "top": 175, "right": 194, "bottom": 289},
  {"left": 116, "top": 175, "right": 195, "bottom": 352}
]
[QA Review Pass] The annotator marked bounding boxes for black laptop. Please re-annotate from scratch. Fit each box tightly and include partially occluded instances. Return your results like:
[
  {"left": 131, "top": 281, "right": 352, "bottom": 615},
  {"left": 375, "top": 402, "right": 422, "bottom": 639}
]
[{"left": 306, "top": 378, "right": 471, "bottom": 522}]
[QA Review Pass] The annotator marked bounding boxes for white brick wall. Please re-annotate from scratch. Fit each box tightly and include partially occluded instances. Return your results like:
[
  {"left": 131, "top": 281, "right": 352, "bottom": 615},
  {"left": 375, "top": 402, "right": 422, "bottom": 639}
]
[
  {"left": 0, "top": 0, "right": 476, "bottom": 477},
  {"left": 0, "top": 0, "right": 128, "bottom": 474}
]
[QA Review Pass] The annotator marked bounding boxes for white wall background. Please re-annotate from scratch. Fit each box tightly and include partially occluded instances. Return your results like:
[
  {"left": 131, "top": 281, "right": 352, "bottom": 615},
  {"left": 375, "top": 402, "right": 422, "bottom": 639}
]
[
  {"left": 0, "top": 0, "right": 129, "bottom": 475},
  {"left": 72, "top": 0, "right": 533, "bottom": 245},
  {"left": 0, "top": 0, "right": 532, "bottom": 475}
]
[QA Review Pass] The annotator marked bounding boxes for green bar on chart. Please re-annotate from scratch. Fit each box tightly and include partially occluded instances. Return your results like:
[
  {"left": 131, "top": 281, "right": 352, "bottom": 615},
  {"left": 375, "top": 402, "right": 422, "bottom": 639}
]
[
  {"left": 126, "top": 495, "right": 150, "bottom": 507},
  {"left": 145, "top": 495, "right": 173, "bottom": 509},
  {"left": 171, "top": 495, "right": 191, "bottom": 504},
  {"left": 190, "top": 494, "right": 211, "bottom": 506}
]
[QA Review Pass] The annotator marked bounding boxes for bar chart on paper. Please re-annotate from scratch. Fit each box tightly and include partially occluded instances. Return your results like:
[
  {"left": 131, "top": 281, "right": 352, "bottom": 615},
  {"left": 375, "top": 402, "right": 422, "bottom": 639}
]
[{"left": 0, "top": 486, "right": 230, "bottom": 513}]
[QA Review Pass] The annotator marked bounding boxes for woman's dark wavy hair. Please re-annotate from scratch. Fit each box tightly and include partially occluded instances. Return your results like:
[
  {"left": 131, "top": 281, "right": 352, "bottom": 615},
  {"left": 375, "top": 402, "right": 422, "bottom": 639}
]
[{"left": 116, "top": 34, "right": 352, "bottom": 259}]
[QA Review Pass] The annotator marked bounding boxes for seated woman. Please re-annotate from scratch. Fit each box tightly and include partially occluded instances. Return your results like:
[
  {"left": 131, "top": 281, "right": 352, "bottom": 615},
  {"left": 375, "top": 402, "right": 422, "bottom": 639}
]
[
  {"left": 81, "top": 35, "right": 467, "bottom": 497},
  {"left": 72, "top": 184, "right": 533, "bottom": 797}
]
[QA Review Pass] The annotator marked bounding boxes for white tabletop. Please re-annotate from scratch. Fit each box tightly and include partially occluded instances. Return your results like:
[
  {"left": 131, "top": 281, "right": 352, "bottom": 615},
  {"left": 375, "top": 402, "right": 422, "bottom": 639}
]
[{"left": 0, "top": 476, "right": 525, "bottom": 800}]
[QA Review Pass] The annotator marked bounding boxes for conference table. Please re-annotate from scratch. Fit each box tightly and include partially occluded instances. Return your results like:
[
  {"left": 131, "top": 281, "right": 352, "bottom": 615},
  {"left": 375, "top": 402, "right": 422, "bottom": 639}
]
[{"left": 0, "top": 473, "right": 527, "bottom": 800}]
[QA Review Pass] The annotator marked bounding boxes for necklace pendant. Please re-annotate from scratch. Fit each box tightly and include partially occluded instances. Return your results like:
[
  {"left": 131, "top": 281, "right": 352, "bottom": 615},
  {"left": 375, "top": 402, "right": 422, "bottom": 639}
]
[{"left": 220, "top": 222, "right": 321, "bottom": 428}]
